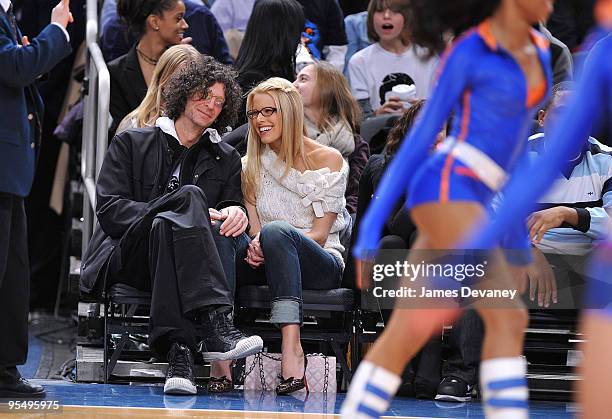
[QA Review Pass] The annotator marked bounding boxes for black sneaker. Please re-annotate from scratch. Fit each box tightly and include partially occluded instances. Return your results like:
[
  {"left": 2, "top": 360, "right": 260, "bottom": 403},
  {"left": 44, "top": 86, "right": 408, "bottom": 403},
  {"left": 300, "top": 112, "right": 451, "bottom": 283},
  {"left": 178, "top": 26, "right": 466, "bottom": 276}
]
[
  {"left": 414, "top": 379, "right": 437, "bottom": 400},
  {"left": 198, "top": 306, "right": 263, "bottom": 361},
  {"left": 435, "top": 376, "right": 473, "bottom": 402},
  {"left": 164, "top": 343, "right": 197, "bottom": 395}
]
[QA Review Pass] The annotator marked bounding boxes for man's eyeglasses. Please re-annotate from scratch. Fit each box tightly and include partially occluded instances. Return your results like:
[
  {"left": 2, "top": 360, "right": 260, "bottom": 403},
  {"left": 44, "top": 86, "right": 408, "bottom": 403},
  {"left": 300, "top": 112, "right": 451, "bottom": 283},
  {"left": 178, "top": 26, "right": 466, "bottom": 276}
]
[
  {"left": 194, "top": 89, "right": 225, "bottom": 108},
  {"left": 246, "top": 107, "right": 277, "bottom": 120}
]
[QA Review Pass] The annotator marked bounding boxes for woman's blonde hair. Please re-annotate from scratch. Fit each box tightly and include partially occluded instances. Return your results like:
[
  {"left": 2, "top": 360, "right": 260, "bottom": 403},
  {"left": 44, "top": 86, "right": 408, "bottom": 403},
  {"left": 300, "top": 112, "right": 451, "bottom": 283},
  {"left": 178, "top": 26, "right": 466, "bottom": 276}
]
[
  {"left": 242, "top": 77, "right": 309, "bottom": 204},
  {"left": 118, "top": 44, "right": 201, "bottom": 131},
  {"left": 309, "top": 61, "right": 362, "bottom": 134}
]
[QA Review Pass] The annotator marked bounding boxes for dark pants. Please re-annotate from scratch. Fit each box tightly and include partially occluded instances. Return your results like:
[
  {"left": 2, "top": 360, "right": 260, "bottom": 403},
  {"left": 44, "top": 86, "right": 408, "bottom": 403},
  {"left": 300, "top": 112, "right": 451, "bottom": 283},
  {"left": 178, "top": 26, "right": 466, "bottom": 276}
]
[
  {"left": 106, "top": 186, "right": 244, "bottom": 355},
  {"left": 541, "top": 252, "right": 586, "bottom": 309},
  {"left": 0, "top": 193, "right": 29, "bottom": 367},
  {"left": 442, "top": 310, "right": 483, "bottom": 385},
  {"left": 237, "top": 221, "right": 343, "bottom": 325}
]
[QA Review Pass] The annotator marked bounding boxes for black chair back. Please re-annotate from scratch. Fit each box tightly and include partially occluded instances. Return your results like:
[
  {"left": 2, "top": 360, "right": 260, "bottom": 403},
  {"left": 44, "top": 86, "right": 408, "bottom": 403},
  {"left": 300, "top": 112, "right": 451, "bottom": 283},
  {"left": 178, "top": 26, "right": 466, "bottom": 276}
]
[
  {"left": 360, "top": 114, "right": 400, "bottom": 155},
  {"left": 222, "top": 123, "right": 249, "bottom": 156}
]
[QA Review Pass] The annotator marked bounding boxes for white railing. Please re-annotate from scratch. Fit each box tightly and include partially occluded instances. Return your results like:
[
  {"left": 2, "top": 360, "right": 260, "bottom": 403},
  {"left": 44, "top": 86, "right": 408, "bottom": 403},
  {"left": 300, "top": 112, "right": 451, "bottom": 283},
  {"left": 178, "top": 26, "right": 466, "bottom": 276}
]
[{"left": 81, "top": 0, "right": 110, "bottom": 254}]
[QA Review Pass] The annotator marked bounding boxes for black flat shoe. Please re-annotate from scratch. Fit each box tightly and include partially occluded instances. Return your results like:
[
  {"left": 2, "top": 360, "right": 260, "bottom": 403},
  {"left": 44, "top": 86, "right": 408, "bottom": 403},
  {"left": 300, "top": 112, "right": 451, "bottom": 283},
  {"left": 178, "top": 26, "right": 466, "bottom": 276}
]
[
  {"left": 207, "top": 376, "right": 233, "bottom": 393},
  {"left": 276, "top": 355, "right": 308, "bottom": 395}
]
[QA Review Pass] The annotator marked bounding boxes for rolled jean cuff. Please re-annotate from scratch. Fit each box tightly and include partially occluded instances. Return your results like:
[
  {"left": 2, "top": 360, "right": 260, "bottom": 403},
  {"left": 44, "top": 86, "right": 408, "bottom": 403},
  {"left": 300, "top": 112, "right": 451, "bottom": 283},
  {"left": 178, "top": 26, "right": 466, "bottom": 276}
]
[{"left": 270, "top": 297, "right": 302, "bottom": 326}]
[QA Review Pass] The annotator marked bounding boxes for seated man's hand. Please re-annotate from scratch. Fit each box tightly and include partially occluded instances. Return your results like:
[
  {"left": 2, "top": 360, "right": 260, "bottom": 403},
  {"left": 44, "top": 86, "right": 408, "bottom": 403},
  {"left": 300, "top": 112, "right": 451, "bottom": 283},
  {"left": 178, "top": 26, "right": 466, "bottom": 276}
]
[
  {"left": 526, "top": 247, "right": 557, "bottom": 308},
  {"left": 245, "top": 233, "right": 264, "bottom": 268},
  {"left": 527, "top": 206, "right": 575, "bottom": 244},
  {"left": 209, "top": 206, "right": 248, "bottom": 237},
  {"left": 507, "top": 264, "right": 529, "bottom": 295}
]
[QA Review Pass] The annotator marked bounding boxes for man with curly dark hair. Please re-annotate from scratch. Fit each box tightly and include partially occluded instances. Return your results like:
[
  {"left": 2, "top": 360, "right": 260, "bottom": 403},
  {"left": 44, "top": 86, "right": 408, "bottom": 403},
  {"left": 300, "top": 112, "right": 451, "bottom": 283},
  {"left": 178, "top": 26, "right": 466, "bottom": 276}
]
[
  {"left": 80, "top": 55, "right": 262, "bottom": 396},
  {"left": 164, "top": 55, "right": 243, "bottom": 134}
]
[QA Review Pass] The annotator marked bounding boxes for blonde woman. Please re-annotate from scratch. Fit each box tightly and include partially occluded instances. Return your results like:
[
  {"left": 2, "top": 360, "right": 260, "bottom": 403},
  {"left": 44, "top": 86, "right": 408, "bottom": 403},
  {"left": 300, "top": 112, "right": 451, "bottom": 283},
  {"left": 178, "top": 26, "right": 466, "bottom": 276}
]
[
  {"left": 117, "top": 44, "right": 201, "bottom": 133},
  {"left": 293, "top": 61, "right": 361, "bottom": 159},
  {"left": 239, "top": 77, "right": 348, "bottom": 394}
]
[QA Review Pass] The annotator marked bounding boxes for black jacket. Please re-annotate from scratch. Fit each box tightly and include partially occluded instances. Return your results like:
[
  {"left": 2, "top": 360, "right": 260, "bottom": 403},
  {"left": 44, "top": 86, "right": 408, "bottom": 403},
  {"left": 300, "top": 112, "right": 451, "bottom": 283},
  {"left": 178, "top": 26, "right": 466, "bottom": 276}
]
[
  {"left": 107, "top": 44, "right": 148, "bottom": 137},
  {"left": 355, "top": 153, "right": 416, "bottom": 243},
  {"left": 80, "top": 126, "right": 244, "bottom": 295}
]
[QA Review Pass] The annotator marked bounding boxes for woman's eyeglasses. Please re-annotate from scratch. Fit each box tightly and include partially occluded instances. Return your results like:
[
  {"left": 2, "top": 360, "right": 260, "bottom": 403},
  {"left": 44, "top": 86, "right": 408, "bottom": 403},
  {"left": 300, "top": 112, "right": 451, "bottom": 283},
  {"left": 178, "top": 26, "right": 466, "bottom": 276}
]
[{"left": 246, "top": 107, "right": 277, "bottom": 120}]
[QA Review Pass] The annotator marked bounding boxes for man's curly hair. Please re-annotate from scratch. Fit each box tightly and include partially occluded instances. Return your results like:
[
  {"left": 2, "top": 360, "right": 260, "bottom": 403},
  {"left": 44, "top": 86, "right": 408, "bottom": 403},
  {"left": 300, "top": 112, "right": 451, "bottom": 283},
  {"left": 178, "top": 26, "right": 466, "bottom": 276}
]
[{"left": 163, "top": 55, "right": 242, "bottom": 133}]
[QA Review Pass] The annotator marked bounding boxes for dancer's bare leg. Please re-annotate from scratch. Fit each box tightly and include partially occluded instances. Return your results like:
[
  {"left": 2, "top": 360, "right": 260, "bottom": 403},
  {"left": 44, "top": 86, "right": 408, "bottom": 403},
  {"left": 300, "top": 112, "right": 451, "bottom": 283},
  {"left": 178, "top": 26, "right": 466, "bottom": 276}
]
[
  {"left": 363, "top": 235, "right": 459, "bottom": 375},
  {"left": 578, "top": 311, "right": 612, "bottom": 419},
  {"left": 474, "top": 252, "right": 530, "bottom": 419},
  {"left": 365, "top": 202, "right": 484, "bottom": 371},
  {"left": 341, "top": 202, "right": 485, "bottom": 418}
]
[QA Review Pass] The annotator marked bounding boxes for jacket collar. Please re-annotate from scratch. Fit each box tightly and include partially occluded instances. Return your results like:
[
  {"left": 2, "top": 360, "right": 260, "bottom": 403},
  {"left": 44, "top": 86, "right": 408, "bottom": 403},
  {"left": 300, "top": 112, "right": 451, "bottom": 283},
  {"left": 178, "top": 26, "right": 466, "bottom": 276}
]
[
  {"left": 476, "top": 19, "right": 550, "bottom": 52},
  {"left": 125, "top": 43, "right": 142, "bottom": 72},
  {"left": 156, "top": 117, "right": 181, "bottom": 143},
  {"left": 558, "top": 140, "right": 590, "bottom": 179},
  {"left": 155, "top": 116, "right": 223, "bottom": 145},
  {"left": 0, "top": 1, "right": 14, "bottom": 40},
  {"left": 530, "top": 132, "right": 591, "bottom": 179}
]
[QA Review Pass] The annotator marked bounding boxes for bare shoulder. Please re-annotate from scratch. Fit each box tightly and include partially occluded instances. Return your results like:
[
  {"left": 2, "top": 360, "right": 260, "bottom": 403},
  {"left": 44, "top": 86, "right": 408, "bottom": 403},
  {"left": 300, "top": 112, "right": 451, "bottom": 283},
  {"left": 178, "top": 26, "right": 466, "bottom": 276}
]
[{"left": 306, "top": 140, "right": 344, "bottom": 172}]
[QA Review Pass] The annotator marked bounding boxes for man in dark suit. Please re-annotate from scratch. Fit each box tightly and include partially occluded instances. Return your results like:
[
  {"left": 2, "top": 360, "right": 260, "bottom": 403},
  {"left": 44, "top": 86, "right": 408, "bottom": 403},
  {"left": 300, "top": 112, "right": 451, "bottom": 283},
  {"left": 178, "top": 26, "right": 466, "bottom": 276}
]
[{"left": 0, "top": 0, "right": 72, "bottom": 398}]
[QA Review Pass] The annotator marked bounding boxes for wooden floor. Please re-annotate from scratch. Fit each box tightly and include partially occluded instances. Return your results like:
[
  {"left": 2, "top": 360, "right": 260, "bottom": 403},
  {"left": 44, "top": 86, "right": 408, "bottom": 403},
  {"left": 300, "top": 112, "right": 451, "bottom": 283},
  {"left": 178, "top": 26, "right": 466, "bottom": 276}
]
[
  {"left": 1, "top": 405, "right": 338, "bottom": 418},
  {"left": 0, "top": 379, "right": 575, "bottom": 419},
  {"left": 0, "top": 405, "right": 441, "bottom": 419}
]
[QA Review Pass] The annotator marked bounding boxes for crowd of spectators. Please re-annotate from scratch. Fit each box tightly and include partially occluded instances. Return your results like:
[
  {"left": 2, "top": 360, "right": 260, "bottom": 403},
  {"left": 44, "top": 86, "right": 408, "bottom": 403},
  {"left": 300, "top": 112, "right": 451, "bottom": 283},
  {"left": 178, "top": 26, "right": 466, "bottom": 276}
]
[{"left": 82, "top": 0, "right": 606, "bottom": 401}]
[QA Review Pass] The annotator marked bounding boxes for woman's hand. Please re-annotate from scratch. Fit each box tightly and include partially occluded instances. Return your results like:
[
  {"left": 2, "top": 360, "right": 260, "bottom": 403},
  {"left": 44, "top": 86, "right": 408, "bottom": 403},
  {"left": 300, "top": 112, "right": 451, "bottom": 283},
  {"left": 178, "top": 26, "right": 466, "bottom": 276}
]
[{"left": 245, "top": 233, "right": 265, "bottom": 268}]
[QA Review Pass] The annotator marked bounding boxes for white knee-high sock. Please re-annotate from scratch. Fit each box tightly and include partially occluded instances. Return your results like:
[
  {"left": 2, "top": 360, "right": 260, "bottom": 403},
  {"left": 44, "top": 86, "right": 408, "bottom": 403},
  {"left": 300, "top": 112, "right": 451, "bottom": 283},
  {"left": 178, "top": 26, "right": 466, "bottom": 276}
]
[
  {"left": 340, "top": 360, "right": 401, "bottom": 419},
  {"left": 480, "top": 357, "right": 529, "bottom": 419}
]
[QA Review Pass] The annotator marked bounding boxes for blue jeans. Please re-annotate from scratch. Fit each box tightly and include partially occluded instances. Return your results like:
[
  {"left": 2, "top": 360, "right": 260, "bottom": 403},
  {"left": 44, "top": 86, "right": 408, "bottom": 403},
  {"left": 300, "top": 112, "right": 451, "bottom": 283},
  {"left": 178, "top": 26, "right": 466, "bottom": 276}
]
[
  {"left": 210, "top": 219, "right": 251, "bottom": 300},
  {"left": 237, "top": 221, "right": 343, "bottom": 325}
]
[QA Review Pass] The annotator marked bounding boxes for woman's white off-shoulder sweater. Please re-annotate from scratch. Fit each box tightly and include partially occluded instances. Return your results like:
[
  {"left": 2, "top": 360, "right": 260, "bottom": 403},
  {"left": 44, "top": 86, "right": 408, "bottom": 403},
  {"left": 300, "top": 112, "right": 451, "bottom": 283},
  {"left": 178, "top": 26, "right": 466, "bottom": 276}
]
[{"left": 252, "top": 146, "right": 349, "bottom": 266}]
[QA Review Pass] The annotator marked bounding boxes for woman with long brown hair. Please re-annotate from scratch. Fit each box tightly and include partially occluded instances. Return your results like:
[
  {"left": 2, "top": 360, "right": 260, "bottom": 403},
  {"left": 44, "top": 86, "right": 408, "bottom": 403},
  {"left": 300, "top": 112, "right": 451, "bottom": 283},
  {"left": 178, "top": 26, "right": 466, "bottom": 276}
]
[{"left": 293, "top": 61, "right": 361, "bottom": 159}]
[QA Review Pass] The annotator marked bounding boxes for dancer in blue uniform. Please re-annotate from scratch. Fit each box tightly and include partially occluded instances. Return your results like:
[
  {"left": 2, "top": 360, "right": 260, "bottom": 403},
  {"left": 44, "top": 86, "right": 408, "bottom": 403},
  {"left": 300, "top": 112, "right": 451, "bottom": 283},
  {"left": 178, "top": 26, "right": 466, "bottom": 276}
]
[
  {"left": 341, "top": 1, "right": 554, "bottom": 418},
  {"left": 462, "top": 1, "right": 612, "bottom": 416}
]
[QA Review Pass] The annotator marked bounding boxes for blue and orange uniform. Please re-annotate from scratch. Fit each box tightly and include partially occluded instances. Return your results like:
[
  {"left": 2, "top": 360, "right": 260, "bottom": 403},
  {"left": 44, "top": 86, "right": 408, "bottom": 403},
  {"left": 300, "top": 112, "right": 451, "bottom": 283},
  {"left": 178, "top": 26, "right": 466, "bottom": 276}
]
[
  {"left": 465, "top": 4, "right": 612, "bottom": 308},
  {"left": 353, "top": 20, "right": 552, "bottom": 261}
]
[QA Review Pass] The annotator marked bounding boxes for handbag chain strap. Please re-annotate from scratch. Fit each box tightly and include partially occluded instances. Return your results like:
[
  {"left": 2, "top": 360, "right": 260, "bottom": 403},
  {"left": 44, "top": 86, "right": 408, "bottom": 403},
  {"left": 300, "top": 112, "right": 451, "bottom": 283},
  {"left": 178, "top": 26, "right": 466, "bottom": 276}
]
[
  {"left": 257, "top": 353, "right": 267, "bottom": 391},
  {"left": 261, "top": 353, "right": 283, "bottom": 361},
  {"left": 323, "top": 355, "right": 329, "bottom": 394},
  {"left": 308, "top": 353, "right": 331, "bottom": 395},
  {"left": 257, "top": 352, "right": 282, "bottom": 391},
  {"left": 242, "top": 352, "right": 333, "bottom": 394},
  {"left": 238, "top": 351, "right": 261, "bottom": 383}
]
